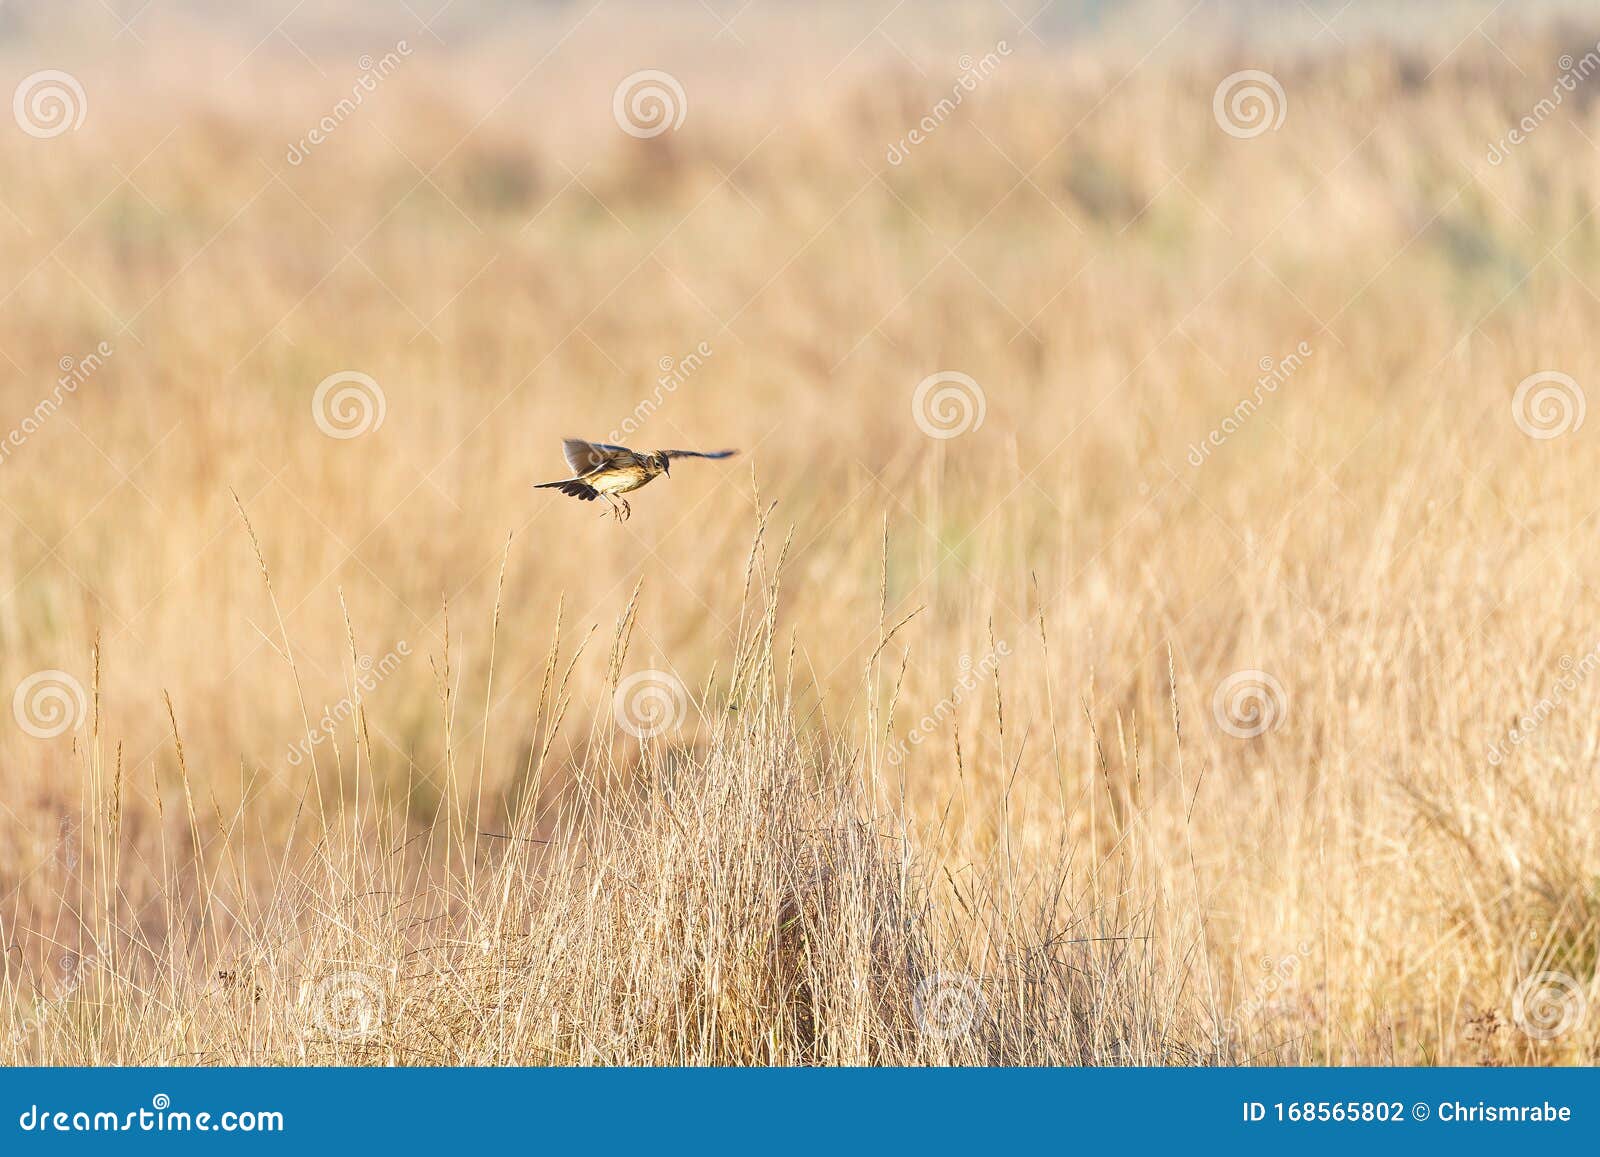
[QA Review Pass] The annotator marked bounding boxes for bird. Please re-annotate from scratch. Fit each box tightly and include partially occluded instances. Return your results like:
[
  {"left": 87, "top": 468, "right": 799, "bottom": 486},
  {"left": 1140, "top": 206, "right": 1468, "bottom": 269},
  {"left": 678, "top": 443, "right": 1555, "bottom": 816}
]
[{"left": 535, "top": 438, "right": 738, "bottom": 522}]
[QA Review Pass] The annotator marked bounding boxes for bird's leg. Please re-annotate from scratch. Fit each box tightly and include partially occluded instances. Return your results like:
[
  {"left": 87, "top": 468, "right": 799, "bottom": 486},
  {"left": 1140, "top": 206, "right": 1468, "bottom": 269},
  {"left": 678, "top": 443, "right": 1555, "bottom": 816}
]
[
  {"left": 600, "top": 495, "right": 620, "bottom": 521},
  {"left": 620, "top": 499, "right": 631, "bottom": 522}
]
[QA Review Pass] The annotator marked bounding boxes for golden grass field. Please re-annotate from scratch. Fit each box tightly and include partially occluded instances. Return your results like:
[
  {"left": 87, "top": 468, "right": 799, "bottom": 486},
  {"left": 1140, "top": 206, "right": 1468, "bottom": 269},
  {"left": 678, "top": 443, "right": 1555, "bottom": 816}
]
[{"left": 3, "top": 0, "right": 1600, "bottom": 1065}]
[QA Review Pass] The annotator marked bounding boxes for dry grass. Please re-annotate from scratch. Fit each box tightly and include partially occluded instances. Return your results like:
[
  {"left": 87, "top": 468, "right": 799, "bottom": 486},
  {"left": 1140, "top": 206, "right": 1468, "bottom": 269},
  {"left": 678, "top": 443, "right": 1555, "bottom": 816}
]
[{"left": 2, "top": 2, "right": 1600, "bottom": 1065}]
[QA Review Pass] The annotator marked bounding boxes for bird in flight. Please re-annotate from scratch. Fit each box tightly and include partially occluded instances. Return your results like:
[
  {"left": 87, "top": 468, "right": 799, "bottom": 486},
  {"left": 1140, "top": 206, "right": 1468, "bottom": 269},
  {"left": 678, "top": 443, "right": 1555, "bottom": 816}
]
[{"left": 536, "top": 438, "right": 738, "bottom": 521}]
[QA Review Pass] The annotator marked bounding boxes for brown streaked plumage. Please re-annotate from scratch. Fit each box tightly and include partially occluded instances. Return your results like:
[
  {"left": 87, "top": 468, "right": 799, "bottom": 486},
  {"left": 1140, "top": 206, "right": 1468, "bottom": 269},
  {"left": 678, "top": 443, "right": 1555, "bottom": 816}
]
[{"left": 535, "top": 438, "right": 738, "bottom": 521}]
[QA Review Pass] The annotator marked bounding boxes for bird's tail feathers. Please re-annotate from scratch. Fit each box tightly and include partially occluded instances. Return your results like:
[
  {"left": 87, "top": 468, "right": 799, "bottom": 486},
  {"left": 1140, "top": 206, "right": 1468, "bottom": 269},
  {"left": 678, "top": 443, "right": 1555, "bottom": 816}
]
[{"left": 535, "top": 478, "right": 600, "bottom": 500}]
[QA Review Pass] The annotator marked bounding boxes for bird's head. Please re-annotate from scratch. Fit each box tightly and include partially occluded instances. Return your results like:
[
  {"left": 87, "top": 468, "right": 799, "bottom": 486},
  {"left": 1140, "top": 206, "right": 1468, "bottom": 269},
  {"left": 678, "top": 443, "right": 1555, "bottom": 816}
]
[{"left": 655, "top": 452, "right": 671, "bottom": 477}]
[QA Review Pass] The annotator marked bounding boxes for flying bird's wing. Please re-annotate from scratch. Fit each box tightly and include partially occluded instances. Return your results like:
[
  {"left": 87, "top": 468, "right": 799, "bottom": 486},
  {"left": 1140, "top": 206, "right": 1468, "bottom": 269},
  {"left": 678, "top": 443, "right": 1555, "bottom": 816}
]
[
  {"left": 563, "top": 438, "right": 631, "bottom": 474},
  {"left": 661, "top": 449, "right": 739, "bottom": 460}
]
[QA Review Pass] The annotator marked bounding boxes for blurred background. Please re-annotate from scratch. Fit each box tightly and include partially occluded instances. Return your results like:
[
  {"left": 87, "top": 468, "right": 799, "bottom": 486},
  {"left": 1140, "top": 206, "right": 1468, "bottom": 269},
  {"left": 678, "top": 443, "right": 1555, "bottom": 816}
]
[{"left": 5, "top": 0, "right": 1600, "bottom": 1063}]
